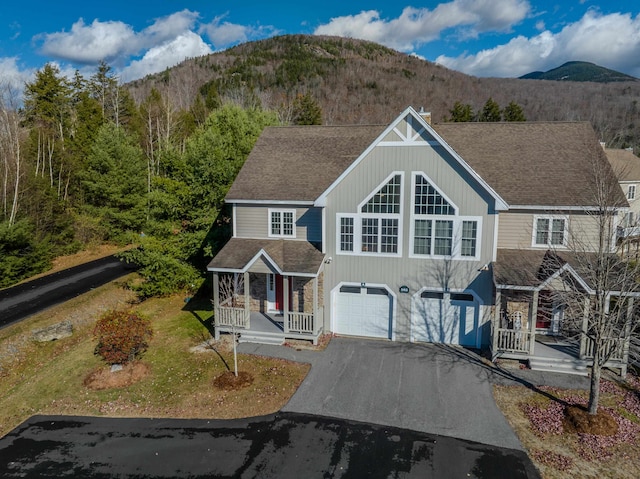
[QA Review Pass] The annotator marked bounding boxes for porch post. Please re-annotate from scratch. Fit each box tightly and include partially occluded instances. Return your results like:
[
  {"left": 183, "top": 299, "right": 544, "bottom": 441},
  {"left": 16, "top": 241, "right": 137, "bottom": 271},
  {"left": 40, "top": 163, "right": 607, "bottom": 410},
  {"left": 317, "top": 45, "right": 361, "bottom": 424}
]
[
  {"left": 579, "top": 295, "right": 590, "bottom": 359},
  {"left": 283, "top": 275, "right": 290, "bottom": 334},
  {"left": 313, "top": 276, "right": 319, "bottom": 336},
  {"left": 529, "top": 290, "right": 538, "bottom": 355},
  {"left": 492, "top": 288, "right": 501, "bottom": 356},
  {"left": 213, "top": 272, "right": 220, "bottom": 340},
  {"left": 244, "top": 271, "right": 250, "bottom": 328}
]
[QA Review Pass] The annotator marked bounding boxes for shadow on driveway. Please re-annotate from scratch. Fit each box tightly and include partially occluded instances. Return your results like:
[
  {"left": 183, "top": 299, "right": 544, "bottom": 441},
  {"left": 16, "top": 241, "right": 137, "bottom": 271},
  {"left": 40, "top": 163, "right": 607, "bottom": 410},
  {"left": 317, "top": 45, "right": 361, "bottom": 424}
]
[{"left": 0, "top": 412, "right": 540, "bottom": 478}]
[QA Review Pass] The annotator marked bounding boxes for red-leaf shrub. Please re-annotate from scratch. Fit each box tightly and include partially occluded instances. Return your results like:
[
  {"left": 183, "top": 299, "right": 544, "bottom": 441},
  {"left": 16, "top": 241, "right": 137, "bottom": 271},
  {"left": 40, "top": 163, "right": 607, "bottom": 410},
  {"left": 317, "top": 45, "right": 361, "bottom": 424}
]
[{"left": 93, "top": 310, "right": 153, "bottom": 365}]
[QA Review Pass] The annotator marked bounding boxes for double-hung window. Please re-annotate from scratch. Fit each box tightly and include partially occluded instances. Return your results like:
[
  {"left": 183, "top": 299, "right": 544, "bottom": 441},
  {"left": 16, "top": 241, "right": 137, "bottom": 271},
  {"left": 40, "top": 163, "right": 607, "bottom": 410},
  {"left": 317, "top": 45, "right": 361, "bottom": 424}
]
[
  {"left": 337, "top": 173, "right": 403, "bottom": 255},
  {"left": 628, "top": 185, "right": 636, "bottom": 200},
  {"left": 533, "top": 216, "right": 566, "bottom": 247},
  {"left": 269, "top": 209, "right": 295, "bottom": 238},
  {"left": 410, "top": 173, "right": 481, "bottom": 259}
]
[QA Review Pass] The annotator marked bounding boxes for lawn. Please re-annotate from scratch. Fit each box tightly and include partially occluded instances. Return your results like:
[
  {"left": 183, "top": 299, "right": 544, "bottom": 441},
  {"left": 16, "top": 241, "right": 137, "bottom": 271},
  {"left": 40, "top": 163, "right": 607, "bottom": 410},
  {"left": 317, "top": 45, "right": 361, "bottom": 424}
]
[
  {"left": 0, "top": 280, "right": 310, "bottom": 439},
  {"left": 494, "top": 374, "right": 640, "bottom": 479}
]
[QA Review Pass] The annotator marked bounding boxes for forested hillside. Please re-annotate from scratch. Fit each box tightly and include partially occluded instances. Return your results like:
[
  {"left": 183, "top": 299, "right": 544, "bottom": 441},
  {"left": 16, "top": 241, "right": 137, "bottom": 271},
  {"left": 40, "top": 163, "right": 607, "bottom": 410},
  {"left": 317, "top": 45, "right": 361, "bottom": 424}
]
[
  {"left": 129, "top": 35, "right": 640, "bottom": 150},
  {"left": 2, "top": 34, "right": 640, "bottom": 294},
  {"left": 0, "top": 62, "right": 279, "bottom": 292}
]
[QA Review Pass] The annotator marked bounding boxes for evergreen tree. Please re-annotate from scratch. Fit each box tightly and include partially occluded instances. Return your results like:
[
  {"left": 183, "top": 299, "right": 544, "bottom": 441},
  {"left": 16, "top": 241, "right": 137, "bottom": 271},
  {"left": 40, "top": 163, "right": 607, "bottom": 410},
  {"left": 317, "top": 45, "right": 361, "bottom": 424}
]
[
  {"left": 82, "top": 123, "right": 147, "bottom": 240},
  {"left": 292, "top": 93, "right": 322, "bottom": 125},
  {"left": 478, "top": 97, "right": 502, "bottom": 122},
  {"left": 503, "top": 101, "right": 527, "bottom": 122},
  {"left": 447, "top": 101, "right": 474, "bottom": 122},
  {"left": 121, "top": 104, "right": 279, "bottom": 297}
]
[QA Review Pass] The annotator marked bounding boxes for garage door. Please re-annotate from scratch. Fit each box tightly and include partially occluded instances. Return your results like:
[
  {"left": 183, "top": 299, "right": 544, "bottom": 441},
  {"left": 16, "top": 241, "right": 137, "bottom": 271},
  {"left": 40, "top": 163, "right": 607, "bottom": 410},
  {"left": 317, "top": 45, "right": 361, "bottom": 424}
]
[
  {"left": 412, "top": 291, "right": 478, "bottom": 346},
  {"left": 334, "top": 285, "right": 392, "bottom": 339}
]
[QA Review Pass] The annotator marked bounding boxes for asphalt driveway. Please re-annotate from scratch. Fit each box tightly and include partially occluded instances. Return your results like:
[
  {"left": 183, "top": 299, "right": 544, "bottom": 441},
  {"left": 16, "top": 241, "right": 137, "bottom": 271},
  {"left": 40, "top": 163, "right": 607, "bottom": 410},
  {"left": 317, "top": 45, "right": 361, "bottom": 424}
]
[
  {"left": 0, "top": 413, "right": 539, "bottom": 478},
  {"left": 239, "top": 337, "right": 524, "bottom": 450}
]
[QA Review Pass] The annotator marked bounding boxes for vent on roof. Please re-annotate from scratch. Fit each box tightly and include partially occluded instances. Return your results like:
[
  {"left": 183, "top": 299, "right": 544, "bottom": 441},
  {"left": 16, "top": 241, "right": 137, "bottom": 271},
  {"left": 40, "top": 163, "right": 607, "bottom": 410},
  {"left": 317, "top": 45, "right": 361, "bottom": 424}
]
[{"left": 600, "top": 141, "right": 606, "bottom": 149}]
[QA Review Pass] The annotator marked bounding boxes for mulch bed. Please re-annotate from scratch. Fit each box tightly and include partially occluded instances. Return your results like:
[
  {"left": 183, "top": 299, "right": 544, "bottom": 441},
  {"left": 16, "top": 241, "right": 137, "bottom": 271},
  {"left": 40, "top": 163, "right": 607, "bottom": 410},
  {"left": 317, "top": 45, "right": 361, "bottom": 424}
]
[
  {"left": 213, "top": 370, "right": 254, "bottom": 391},
  {"left": 83, "top": 362, "right": 150, "bottom": 390},
  {"left": 564, "top": 405, "right": 618, "bottom": 435}
]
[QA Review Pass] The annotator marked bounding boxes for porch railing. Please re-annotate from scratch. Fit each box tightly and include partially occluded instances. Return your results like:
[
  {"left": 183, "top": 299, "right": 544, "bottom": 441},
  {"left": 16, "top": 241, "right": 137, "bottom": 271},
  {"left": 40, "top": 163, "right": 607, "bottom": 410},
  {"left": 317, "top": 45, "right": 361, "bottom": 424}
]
[
  {"left": 216, "top": 306, "right": 250, "bottom": 328},
  {"left": 496, "top": 328, "right": 531, "bottom": 354},
  {"left": 287, "top": 311, "right": 315, "bottom": 334},
  {"left": 583, "top": 337, "right": 625, "bottom": 362}
]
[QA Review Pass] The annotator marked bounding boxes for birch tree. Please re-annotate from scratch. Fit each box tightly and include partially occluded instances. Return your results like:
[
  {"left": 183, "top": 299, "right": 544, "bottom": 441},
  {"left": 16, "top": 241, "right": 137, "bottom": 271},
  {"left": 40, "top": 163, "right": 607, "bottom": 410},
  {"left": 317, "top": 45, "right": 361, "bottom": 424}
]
[{"left": 0, "top": 82, "right": 23, "bottom": 226}]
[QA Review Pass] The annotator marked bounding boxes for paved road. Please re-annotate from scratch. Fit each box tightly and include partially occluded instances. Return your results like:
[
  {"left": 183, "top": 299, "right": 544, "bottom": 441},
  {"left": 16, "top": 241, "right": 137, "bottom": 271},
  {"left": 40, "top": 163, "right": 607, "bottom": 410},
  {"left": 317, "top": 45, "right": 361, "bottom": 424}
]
[
  {"left": 240, "top": 337, "right": 524, "bottom": 450},
  {"left": 0, "top": 255, "right": 133, "bottom": 329},
  {"left": 0, "top": 413, "right": 540, "bottom": 478}
]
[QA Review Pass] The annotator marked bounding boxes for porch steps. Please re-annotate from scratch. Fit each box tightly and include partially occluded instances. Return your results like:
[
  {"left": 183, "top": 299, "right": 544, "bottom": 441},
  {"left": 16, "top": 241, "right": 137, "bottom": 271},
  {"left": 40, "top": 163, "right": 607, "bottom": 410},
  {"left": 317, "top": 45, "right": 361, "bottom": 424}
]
[
  {"left": 528, "top": 357, "right": 590, "bottom": 376},
  {"left": 237, "top": 330, "right": 285, "bottom": 346}
]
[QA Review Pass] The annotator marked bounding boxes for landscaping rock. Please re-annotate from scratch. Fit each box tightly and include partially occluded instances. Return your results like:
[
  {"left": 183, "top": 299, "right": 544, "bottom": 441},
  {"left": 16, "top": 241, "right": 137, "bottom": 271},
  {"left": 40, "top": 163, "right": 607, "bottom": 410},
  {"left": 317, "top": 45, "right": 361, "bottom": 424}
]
[{"left": 32, "top": 321, "right": 73, "bottom": 342}]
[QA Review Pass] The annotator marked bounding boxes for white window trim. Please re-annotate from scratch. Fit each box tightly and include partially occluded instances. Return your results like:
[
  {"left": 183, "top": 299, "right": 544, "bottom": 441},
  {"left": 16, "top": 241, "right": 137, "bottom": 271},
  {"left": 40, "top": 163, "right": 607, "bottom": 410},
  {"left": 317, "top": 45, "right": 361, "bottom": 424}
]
[
  {"left": 268, "top": 208, "right": 296, "bottom": 238},
  {"left": 531, "top": 215, "right": 568, "bottom": 248},
  {"left": 409, "top": 215, "right": 483, "bottom": 260},
  {"left": 336, "top": 214, "right": 403, "bottom": 257},
  {"left": 336, "top": 171, "right": 404, "bottom": 257},
  {"left": 357, "top": 171, "right": 405, "bottom": 214},
  {"left": 411, "top": 171, "right": 459, "bottom": 216},
  {"left": 408, "top": 172, "right": 481, "bottom": 260},
  {"left": 628, "top": 184, "right": 636, "bottom": 200}
]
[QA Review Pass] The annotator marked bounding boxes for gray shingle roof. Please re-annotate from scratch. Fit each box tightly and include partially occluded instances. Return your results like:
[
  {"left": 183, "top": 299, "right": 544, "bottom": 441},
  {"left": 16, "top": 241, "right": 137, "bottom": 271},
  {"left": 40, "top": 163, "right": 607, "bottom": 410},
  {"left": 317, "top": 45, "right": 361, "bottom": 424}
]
[
  {"left": 605, "top": 148, "right": 640, "bottom": 181},
  {"left": 207, "top": 238, "right": 324, "bottom": 275},
  {"left": 494, "top": 248, "right": 630, "bottom": 292},
  {"left": 433, "top": 122, "right": 625, "bottom": 207},
  {"left": 226, "top": 125, "right": 385, "bottom": 202},
  {"left": 227, "top": 119, "right": 626, "bottom": 208}
]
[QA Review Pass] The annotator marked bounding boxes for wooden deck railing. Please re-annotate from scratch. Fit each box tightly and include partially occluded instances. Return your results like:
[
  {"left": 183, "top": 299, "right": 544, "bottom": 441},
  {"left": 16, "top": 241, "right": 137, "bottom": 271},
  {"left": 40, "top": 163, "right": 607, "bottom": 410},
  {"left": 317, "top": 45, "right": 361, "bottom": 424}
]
[
  {"left": 216, "top": 306, "right": 249, "bottom": 328},
  {"left": 583, "top": 337, "right": 625, "bottom": 362},
  {"left": 496, "top": 328, "right": 531, "bottom": 354},
  {"left": 287, "top": 311, "right": 315, "bottom": 334}
]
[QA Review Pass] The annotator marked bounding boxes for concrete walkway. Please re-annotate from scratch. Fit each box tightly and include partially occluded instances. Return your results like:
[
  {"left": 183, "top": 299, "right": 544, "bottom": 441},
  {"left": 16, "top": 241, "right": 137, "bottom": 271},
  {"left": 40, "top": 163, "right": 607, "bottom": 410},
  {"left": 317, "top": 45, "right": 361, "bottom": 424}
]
[{"left": 239, "top": 337, "right": 524, "bottom": 450}]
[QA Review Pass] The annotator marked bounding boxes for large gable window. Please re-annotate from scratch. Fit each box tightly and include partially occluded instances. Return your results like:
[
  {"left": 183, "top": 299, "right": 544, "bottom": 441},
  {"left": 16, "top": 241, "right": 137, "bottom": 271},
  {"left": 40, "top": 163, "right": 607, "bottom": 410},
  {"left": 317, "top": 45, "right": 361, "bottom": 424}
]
[
  {"left": 533, "top": 216, "right": 566, "bottom": 247},
  {"left": 362, "top": 174, "right": 401, "bottom": 214},
  {"left": 414, "top": 175, "right": 455, "bottom": 215},
  {"left": 410, "top": 172, "right": 481, "bottom": 259},
  {"left": 269, "top": 209, "right": 295, "bottom": 238},
  {"left": 337, "top": 172, "right": 403, "bottom": 256}
]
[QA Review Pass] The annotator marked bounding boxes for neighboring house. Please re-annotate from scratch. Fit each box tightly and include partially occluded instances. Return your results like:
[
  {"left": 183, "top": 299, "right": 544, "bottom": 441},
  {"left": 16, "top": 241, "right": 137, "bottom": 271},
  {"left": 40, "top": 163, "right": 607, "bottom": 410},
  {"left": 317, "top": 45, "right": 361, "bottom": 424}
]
[
  {"left": 207, "top": 107, "right": 633, "bottom": 372},
  {"left": 605, "top": 148, "right": 640, "bottom": 249}
]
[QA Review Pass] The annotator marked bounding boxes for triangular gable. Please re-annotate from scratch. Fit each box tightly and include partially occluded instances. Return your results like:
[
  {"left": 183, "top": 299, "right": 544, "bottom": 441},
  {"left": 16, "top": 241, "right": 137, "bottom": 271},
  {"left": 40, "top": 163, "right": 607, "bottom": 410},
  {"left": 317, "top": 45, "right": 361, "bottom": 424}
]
[
  {"left": 537, "top": 262, "right": 593, "bottom": 294},
  {"left": 314, "top": 106, "right": 508, "bottom": 210},
  {"left": 212, "top": 248, "right": 284, "bottom": 275}
]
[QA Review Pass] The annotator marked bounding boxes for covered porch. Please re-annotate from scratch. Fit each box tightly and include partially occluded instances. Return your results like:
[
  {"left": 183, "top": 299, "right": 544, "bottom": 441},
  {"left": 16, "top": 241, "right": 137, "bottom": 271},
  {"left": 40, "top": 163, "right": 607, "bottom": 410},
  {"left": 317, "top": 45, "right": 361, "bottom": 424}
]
[
  {"left": 207, "top": 238, "right": 326, "bottom": 345},
  {"left": 491, "top": 249, "right": 632, "bottom": 376}
]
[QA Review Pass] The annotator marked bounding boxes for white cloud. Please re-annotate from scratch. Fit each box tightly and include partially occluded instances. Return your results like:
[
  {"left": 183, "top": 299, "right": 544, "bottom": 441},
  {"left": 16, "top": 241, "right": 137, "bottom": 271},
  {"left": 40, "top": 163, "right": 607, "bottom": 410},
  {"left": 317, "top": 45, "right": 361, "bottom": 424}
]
[
  {"left": 37, "top": 19, "right": 137, "bottom": 64},
  {"left": 200, "top": 15, "right": 279, "bottom": 48},
  {"left": 0, "top": 57, "right": 35, "bottom": 103},
  {"left": 436, "top": 10, "right": 640, "bottom": 78},
  {"left": 121, "top": 31, "right": 213, "bottom": 82},
  {"left": 36, "top": 10, "right": 200, "bottom": 66},
  {"left": 314, "top": 0, "right": 530, "bottom": 51}
]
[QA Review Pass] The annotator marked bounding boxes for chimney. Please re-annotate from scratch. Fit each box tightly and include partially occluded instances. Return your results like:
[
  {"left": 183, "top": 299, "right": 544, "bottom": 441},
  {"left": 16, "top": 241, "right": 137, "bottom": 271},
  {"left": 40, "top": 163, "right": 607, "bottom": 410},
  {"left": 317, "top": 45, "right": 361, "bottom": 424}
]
[
  {"left": 600, "top": 141, "right": 606, "bottom": 150},
  {"left": 418, "top": 107, "right": 432, "bottom": 125}
]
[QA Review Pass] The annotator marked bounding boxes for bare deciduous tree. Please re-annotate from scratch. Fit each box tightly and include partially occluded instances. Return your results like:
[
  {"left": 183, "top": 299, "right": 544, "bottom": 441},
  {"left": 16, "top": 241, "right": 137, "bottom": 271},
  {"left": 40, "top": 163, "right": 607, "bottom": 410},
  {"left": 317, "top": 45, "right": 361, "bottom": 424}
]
[
  {"left": 0, "top": 82, "right": 24, "bottom": 226},
  {"left": 552, "top": 141, "right": 640, "bottom": 415}
]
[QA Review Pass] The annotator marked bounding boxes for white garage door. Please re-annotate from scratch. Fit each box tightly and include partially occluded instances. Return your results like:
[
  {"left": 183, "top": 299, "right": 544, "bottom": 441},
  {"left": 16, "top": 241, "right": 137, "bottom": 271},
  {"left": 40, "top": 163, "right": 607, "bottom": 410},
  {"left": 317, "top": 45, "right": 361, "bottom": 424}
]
[
  {"left": 412, "top": 291, "right": 478, "bottom": 346},
  {"left": 334, "top": 285, "right": 392, "bottom": 339}
]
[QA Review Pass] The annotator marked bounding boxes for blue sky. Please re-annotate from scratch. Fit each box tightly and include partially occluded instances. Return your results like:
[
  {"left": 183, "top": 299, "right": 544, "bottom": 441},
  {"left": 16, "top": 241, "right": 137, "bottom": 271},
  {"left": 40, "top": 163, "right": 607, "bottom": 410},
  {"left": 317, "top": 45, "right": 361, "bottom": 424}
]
[{"left": 1, "top": 0, "right": 639, "bottom": 93}]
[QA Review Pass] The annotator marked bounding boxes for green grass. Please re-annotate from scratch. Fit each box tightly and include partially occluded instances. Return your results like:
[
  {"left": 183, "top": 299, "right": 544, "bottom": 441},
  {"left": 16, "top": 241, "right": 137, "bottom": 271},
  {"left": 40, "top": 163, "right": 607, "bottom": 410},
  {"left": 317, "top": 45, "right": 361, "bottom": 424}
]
[{"left": 0, "top": 288, "right": 308, "bottom": 438}]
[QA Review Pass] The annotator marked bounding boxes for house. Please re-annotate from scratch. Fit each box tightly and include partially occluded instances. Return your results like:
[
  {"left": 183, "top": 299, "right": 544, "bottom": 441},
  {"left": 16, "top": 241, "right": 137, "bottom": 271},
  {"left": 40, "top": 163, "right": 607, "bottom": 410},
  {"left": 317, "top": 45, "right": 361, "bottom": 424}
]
[
  {"left": 207, "top": 107, "right": 634, "bottom": 373},
  {"left": 605, "top": 148, "right": 640, "bottom": 251}
]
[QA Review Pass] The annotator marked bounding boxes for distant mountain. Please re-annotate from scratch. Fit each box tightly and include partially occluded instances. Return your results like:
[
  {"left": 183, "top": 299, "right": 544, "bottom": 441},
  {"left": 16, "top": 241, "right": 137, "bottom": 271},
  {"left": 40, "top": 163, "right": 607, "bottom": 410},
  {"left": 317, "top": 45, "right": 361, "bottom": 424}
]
[{"left": 519, "top": 61, "right": 637, "bottom": 83}]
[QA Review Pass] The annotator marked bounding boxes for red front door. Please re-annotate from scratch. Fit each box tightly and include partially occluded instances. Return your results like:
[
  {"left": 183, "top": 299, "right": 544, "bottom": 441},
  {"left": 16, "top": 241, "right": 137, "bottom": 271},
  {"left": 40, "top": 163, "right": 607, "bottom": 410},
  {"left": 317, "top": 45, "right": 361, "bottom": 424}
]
[{"left": 275, "top": 274, "right": 284, "bottom": 311}]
